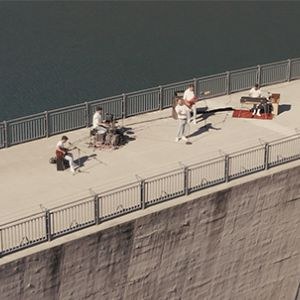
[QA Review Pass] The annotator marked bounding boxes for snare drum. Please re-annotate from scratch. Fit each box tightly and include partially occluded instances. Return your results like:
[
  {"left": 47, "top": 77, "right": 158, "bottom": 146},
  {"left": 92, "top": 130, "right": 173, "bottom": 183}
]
[{"left": 95, "top": 126, "right": 107, "bottom": 134}]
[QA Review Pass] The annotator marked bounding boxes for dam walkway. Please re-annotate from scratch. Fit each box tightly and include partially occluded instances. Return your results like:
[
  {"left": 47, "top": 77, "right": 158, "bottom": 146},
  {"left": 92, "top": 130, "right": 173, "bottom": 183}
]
[{"left": 1, "top": 79, "right": 300, "bottom": 257}]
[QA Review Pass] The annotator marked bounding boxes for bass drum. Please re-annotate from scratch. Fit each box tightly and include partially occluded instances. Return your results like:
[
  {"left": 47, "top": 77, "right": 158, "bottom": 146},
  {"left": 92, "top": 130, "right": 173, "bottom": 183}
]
[
  {"left": 104, "top": 133, "right": 113, "bottom": 145},
  {"left": 111, "top": 134, "right": 121, "bottom": 146}
]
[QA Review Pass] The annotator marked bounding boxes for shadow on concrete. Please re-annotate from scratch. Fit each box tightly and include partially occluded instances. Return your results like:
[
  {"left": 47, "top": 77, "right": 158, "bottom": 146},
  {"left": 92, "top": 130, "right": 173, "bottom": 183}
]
[
  {"left": 195, "top": 106, "right": 233, "bottom": 123},
  {"left": 278, "top": 104, "right": 291, "bottom": 115},
  {"left": 74, "top": 154, "right": 97, "bottom": 167},
  {"left": 188, "top": 123, "right": 221, "bottom": 138}
]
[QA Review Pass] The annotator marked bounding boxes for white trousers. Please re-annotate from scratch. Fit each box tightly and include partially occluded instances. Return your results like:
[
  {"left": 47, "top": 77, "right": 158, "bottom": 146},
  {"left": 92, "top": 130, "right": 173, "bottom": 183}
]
[
  {"left": 187, "top": 105, "right": 197, "bottom": 123},
  {"left": 64, "top": 154, "right": 76, "bottom": 172},
  {"left": 177, "top": 119, "right": 189, "bottom": 138}
]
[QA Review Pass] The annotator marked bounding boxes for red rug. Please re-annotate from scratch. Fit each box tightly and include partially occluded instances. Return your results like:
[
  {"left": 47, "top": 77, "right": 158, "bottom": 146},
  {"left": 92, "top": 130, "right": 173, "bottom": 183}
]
[{"left": 232, "top": 109, "right": 273, "bottom": 120}]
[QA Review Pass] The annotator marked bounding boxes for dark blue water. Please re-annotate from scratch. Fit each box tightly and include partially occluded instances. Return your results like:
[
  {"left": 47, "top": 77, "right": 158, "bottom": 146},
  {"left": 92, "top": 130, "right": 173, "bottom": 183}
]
[{"left": 1, "top": 1, "right": 300, "bottom": 121}]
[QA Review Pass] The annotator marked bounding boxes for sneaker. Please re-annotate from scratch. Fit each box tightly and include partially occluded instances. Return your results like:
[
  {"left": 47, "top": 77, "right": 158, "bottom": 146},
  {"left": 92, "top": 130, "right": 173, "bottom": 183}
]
[
  {"left": 182, "top": 136, "right": 188, "bottom": 141},
  {"left": 175, "top": 137, "right": 180, "bottom": 142},
  {"left": 257, "top": 113, "right": 261, "bottom": 117}
]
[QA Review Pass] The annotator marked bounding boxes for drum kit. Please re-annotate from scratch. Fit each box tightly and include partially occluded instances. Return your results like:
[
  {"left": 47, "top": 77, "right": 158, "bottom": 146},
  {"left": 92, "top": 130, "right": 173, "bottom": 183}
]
[{"left": 91, "top": 113, "right": 124, "bottom": 149}]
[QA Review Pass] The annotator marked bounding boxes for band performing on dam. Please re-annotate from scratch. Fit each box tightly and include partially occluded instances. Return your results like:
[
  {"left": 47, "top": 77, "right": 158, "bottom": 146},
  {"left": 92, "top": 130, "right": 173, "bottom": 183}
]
[{"left": 50, "top": 83, "right": 281, "bottom": 175}]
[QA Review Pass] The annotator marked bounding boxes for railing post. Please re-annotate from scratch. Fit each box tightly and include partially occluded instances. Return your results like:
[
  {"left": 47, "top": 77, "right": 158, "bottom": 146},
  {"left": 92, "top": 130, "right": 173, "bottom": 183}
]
[
  {"left": 264, "top": 143, "right": 270, "bottom": 170},
  {"left": 257, "top": 65, "right": 261, "bottom": 85},
  {"left": 85, "top": 102, "right": 90, "bottom": 128},
  {"left": 286, "top": 59, "right": 291, "bottom": 82},
  {"left": 3, "top": 121, "right": 8, "bottom": 148},
  {"left": 158, "top": 86, "right": 163, "bottom": 110},
  {"left": 184, "top": 166, "right": 189, "bottom": 195},
  {"left": 45, "top": 210, "right": 52, "bottom": 241},
  {"left": 94, "top": 195, "right": 100, "bottom": 224},
  {"left": 122, "top": 93, "right": 127, "bottom": 119},
  {"left": 0, "top": 229, "right": 3, "bottom": 258},
  {"left": 224, "top": 155, "right": 230, "bottom": 182},
  {"left": 226, "top": 71, "right": 230, "bottom": 95},
  {"left": 44, "top": 111, "right": 49, "bottom": 138},
  {"left": 140, "top": 179, "right": 145, "bottom": 209}
]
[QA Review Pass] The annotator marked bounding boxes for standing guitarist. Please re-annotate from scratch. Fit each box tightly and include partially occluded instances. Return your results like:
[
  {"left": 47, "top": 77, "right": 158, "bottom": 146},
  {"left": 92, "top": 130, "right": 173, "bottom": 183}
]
[
  {"left": 183, "top": 84, "right": 197, "bottom": 124},
  {"left": 56, "top": 135, "right": 78, "bottom": 173}
]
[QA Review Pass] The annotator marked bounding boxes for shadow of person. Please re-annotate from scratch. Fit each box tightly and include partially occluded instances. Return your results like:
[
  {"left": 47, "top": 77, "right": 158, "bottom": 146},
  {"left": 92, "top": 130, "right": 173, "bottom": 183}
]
[
  {"left": 194, "top": 106, "right": 234, "bottom": 124},
  {"left": 74, "top": 153, "right": 100, "bottom": 167},
  {"left": 188, "top": 123, "right": 221, "bottom": 138},
  {"left": 74, "top": 155, "right": 90, "bottom": 167},
  {"left": 196, "top": 111, "right": 215, "bottom": 123}
]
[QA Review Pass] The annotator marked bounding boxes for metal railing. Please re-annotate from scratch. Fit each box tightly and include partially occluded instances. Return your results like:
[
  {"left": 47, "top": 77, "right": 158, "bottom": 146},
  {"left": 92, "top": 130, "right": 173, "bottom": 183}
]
[
  {"left": 1, "top": 133, "right": 300, "bottom": 257},
  {"left": 1, "top": 57, "right": 300, "bottom": 148}
]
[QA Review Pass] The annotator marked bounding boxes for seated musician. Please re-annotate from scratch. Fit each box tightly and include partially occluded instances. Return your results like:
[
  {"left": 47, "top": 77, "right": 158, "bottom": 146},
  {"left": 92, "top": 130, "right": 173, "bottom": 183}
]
[
  {"left": 91, "top": 106, "right": 108, "bottom": 135},
  {"left": 183, "top": 84, "right": 197, "bottom": 124},
  {"left": 249, "top": 83, "right": 262, "bottom": 98},
  {"left": 251, "top": 97, "right": 273, "bottom": 117},
  {"left": 249, "top": 84, "right": 263, "bottom": 116},
  {"left": 56, "top": 136, "right": 78, "bottom": 173}
]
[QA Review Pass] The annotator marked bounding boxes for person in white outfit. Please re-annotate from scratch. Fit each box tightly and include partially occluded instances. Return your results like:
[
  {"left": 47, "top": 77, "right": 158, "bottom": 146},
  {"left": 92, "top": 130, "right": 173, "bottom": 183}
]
[
  {"left": 183, "top": 84, "right": 197, "bottom": 124},
  {"left": 93, "top": 106, "right": 104, "bottom": 129},
  {"left": 249, "top": 84, "right": 262, "bottom": 116},
  {"left": 175, "top": 99, "right": 191, "bottom": 142},
  {"left": 56, "top": 136, "right": 78, "bottom": 173},
  {"left": 249, "top": 83, "right": 262, "bottom": 98}
]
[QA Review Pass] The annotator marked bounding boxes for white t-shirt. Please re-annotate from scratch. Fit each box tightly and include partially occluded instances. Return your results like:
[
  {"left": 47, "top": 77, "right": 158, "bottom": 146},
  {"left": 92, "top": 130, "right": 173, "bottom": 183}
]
[
  {"left": 249, "top": 87, "right": 261, "bottom": 98},
  {"left": 183, "top": 88, "right": 196, "bottom": 101},
  {"left": 93, "top": 111, "right": 103, "bottom": 128},
  {"left": 56, "top": 140, "right": 65, "bottom": 149},
  {"left": 175, "top": 104, "right": 190, "bottom": 120}
]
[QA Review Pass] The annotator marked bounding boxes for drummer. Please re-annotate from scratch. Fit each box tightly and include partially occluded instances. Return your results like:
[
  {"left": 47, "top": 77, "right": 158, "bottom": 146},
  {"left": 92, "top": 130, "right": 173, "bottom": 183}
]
[{"left": 92, "top": 106, "right": 108, "bottom": 132}]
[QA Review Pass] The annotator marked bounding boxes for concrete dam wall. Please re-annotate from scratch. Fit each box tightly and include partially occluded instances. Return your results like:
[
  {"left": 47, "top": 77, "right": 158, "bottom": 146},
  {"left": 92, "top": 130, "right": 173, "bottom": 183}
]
[{"left": 1, "top": 165, "right": 300, "bottom": 300}]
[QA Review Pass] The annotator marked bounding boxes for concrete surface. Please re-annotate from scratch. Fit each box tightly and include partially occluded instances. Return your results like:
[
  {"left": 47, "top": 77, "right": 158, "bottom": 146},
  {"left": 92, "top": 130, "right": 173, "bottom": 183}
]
[
  {"left": 0, "top": 80, "right": 300, "bottom": 223},
  {"left": 0, "top": 163, "right": 299, "bottom": 300}
]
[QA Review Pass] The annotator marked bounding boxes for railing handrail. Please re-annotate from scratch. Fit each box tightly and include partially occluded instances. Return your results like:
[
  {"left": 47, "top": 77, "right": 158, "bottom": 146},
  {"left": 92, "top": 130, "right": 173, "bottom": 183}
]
[
  {"left": 0, "top": 211, "right": 45, "bottom": 228},
  {"left": 6, "top": 112, "right": 46, "bottom": 123},
  {"left": 260, "top": 59, "right": 290, "bottom": 68}
]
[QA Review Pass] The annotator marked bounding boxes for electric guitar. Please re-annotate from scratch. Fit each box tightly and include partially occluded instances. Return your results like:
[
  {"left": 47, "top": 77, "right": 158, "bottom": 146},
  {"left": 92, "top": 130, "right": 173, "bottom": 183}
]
[
  {"left": 55, "top": 146, "right": 77, "bottom": 160},
  {"left": 184, "top": 90, "right": 211, "bottom": 108}
]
